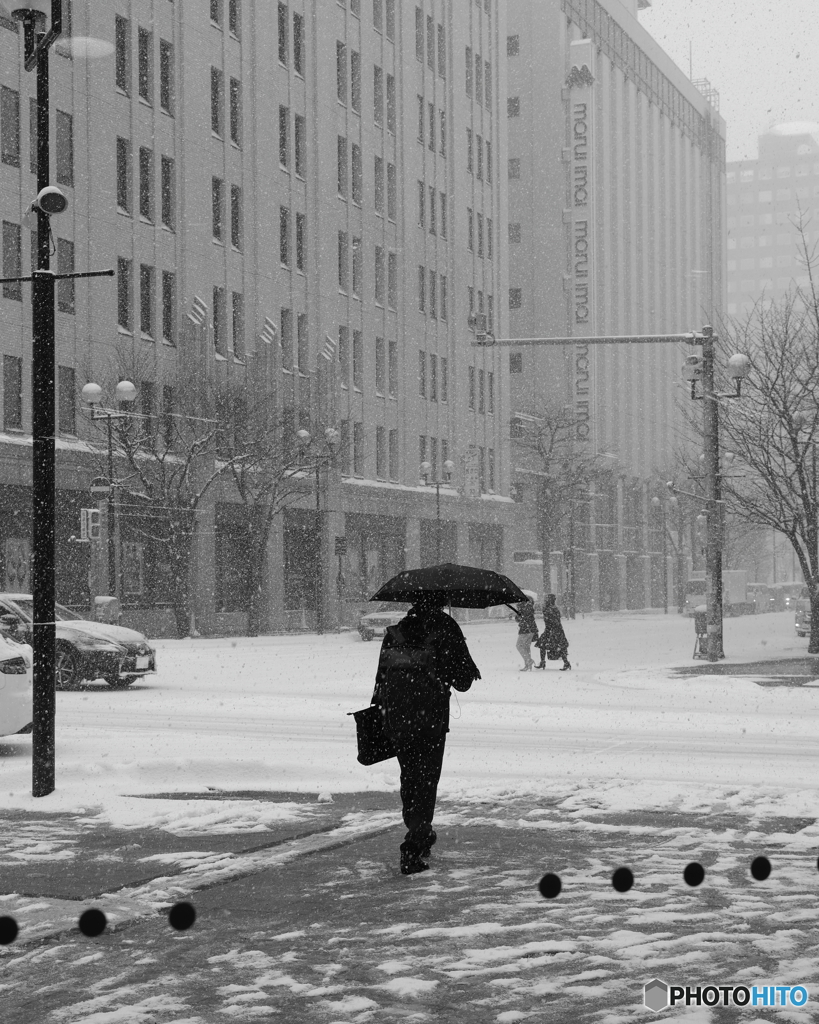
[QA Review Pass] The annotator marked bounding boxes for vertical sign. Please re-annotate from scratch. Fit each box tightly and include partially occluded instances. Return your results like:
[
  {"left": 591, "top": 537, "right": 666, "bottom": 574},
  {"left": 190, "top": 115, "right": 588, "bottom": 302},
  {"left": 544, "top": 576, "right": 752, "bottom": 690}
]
[{"left": 567, "top": 39, "right": 596, "bottom": 444}]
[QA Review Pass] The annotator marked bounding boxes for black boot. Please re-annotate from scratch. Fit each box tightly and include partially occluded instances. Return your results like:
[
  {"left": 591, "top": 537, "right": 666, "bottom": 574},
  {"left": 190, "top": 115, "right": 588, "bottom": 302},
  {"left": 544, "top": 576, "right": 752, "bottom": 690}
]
[
  {"left": 400, "top": 849, "right": 429, "bottom": 874},
  {"left": 420, "top": 829, "right": 437, "bottom": 860},
  {"left": 560, "top": 660, "right": 571, "bottom": 671}
]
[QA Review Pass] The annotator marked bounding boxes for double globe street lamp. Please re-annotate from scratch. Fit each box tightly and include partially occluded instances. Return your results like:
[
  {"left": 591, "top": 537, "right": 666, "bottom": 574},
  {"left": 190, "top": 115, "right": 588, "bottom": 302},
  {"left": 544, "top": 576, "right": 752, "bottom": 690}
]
[{"left": 420, "top": 458, "right": 455, "bottom": 563}]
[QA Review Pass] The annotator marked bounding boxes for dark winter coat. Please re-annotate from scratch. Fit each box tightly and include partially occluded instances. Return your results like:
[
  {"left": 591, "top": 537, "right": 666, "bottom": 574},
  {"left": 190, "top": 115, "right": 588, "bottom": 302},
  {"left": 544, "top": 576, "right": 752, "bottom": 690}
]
[
  {"left": 516, "top": 602, "right": 538, "bottom": 636},
  {"left": 536, "top": 604, "right": 569, "bottom": 657},
  {"left": 371, "top": 607, "right": 480, "bottom": 738}
]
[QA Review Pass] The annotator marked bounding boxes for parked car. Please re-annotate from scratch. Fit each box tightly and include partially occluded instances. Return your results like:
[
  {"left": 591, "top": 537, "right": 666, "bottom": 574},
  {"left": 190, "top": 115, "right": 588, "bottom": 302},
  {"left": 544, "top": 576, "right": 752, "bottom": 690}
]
[
  {"left": 795, "top": 586, "right": 812, "bottom": 637},
  {"left": 357, "top": 602, "right": 411, "bottom": 641},
  {"left": 0, "top": 631, "right": 32, "bottom": 737},
  {"left": 0, "top": 594, "right": 156, "bottom": 690}
]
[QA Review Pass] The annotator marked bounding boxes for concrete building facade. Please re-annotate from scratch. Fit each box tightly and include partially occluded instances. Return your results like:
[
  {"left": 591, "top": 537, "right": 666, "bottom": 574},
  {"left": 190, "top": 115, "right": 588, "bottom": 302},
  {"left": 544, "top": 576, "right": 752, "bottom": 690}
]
[
  {"left": 503, "top": 0, "right": 726, "bottom": 611},
  {"left": 726, "top": 122, "right": 819, "bottom": 319},
  {"left": 0, "top": 0, "right": 514, "bottom": 635}
]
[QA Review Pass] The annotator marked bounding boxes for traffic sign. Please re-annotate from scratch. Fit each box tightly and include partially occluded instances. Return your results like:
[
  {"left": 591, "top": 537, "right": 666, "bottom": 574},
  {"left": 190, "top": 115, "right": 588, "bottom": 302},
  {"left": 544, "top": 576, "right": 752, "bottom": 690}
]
[{"left": 90, "top": 476, "right": 111, "bottom": 496}]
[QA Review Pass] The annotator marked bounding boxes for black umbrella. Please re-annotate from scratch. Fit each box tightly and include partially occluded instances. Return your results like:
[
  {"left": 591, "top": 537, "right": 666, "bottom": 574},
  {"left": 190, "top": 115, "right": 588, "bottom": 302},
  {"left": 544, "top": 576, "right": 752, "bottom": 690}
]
[{"left": 369, "top": 562, "right": 529, "bottom": 609}]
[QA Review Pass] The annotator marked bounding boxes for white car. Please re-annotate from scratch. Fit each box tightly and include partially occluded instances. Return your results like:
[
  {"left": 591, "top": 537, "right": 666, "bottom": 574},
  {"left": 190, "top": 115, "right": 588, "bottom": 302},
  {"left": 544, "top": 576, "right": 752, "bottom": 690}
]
[
  {"left": 0, "top": 632, "right": 32, "bottom": 737},
  {"left": 357, "top": 602, "right": 411, "bottom": 641}
]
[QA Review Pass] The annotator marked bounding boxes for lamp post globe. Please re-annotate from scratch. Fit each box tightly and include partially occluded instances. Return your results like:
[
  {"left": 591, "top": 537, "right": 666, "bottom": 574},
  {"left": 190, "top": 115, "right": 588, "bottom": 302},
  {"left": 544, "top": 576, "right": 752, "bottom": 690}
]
[
  {"left": 115, "top": 380, "right": 136, "bottom": 404},
  {"left": 81, "top": 382, "right": 102, "bottom": 405}
]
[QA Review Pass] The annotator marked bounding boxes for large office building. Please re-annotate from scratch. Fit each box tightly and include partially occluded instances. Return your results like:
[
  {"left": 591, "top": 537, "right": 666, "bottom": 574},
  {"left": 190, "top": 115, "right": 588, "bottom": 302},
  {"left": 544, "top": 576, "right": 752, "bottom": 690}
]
[
  {"left": 503, "top": 0, "right": 726, "bottom": 611},
  {"left": 0, "top": 0, "right": 512, "bottom": 634},
  {"left": 726, "top": 122, "right": 819, "bottom": 319}
]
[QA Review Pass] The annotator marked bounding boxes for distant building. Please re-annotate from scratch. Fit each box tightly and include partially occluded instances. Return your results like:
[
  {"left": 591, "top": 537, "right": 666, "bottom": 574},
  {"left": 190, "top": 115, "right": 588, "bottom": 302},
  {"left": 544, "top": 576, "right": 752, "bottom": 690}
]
[
  {"left": 726, "top": 123, "right": 819, "bottom": 318},
  {"left": 503, "top": 0, "right": 726, "bottom": 611},
  {"left": 0, "top": 1, "right": 513, "bottom": 634}
]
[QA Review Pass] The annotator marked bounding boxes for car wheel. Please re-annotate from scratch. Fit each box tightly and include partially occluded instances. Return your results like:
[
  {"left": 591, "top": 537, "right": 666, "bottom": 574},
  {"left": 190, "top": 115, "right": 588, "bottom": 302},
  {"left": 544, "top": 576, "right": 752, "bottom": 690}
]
[
  {"left": 360, "top": 632, "right": 374, "bottom": 641},
  {"left": 55, "top": 645, "right": 82, "bottom": 690},
  {"left": 104, "top": 674, "right": 135, "bottom": 688}
]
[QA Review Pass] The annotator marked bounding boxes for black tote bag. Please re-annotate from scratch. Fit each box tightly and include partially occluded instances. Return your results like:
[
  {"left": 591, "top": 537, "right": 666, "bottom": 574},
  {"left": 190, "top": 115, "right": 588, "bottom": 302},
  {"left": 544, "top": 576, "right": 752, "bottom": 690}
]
[{"left": 348, "top": 704, "right": 396, "bottom": 765}]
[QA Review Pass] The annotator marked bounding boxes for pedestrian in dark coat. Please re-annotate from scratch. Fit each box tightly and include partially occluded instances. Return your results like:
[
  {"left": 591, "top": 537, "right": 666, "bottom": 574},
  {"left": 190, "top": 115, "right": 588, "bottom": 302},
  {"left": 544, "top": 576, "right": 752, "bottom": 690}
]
[
  {"left": 535, "top": 593, "right": 571, "bottom": 670},
  {"left": 372, "top": 595, "right": 480, "bottom": 875},
  {"left": 513, "top": 597, "right": 538, "bottom": 671}
]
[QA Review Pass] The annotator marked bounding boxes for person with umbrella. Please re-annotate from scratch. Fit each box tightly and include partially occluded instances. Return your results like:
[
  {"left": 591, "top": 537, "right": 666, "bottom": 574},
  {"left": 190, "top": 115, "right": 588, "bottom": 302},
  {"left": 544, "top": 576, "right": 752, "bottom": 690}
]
[
  {"left": 535, "top": 593, "right": 571, "bottom": 671},
  {"left": 367, "top": 564, "right": 524, "bottom": 874}
]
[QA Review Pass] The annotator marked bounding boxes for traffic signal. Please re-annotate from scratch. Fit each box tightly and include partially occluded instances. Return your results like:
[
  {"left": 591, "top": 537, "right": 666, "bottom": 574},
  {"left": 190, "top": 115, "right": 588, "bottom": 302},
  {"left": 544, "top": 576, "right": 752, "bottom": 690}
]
[
  {"left": 682, "top": 354, "right": 704, "bottom": 380},
  {"left": 81, "top": 508, "right": 101, "bottom": 541}
]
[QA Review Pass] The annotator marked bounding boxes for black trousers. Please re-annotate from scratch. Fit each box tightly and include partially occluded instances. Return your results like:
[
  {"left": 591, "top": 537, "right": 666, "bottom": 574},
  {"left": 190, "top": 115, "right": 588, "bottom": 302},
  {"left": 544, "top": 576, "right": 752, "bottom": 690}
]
[{"left": 391, "top": 730, "right": 447, "bottom": 856}]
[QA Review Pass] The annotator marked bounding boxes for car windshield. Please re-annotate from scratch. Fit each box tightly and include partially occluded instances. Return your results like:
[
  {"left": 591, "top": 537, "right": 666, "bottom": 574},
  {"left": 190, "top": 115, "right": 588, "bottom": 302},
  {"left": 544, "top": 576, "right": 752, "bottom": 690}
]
[{"left": 6, "top": 599, "right": 83, "bottom": 622}]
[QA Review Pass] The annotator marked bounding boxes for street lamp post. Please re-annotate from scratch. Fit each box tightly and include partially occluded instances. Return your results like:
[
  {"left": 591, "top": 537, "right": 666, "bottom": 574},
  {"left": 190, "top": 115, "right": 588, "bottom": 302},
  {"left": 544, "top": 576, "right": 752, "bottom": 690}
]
[
  {"left": 81, "top": 382, "right": 137, "bottom": 600},
  {"left": 421, "top": 459, "right": 455, "bottom": 563},
  {"left": 651, "top": 495, "right": 669, "bottom": 613}
]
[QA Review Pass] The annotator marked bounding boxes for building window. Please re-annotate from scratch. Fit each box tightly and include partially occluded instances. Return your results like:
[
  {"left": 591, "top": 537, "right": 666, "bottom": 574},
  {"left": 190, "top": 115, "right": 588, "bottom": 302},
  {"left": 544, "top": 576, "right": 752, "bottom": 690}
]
[
  {"left": 161, "top": 155, "right": 175, "bottom": 230},
  {"left": 488, "top": 372, "right": 494, "bottom": 414},
  {"left": 278, "top": 2, "right": 288, "bottom": 64},
  {"left": 352, "top": 236, "right": 362, "bottom": 297},
  {"left": 389, "top": 428, "right": 398, "bottom": 480},
  {"left": 429, "top": 269, "right": 437, "bottom": 317},
  {"left": 338, "top": 231, "right": 349, "bottom": 291},
  {"left": 386, "top": 74, "right": 396, "bottom": 133},
  {"left": 2, "top": 221, "right": 21, "bottom": 301},
  {"left": 477, "top": 212, "right": 484, "bottom": 256},
  {"left": 510, "top": 352, "right": 522, "bottom": 373},
  {"left": 280, "top": 308, "right": 293, "bottom": 368},
  {"left": 337, "top": 135, "right": 348, "bottom": 196},
  {"left": 58, "top": 365, "right": 75, "bottom": 434},
  {"left": 375, "top": 337, "right": 385, "bottom": 394},
  {"left": 419, "top": 435, "right": 426, "bottom": 469},
  {"left": 509, "top": 222, "right": 521, "bottom": 243},
  {"left": 507, "top": 96, "right": 520, "bottom": 117},
  {"left": 294, "top": 114, "right": 306, "bottom": 176},
  {"left": 418, "top": 265, "right": 425, "bottom": 312},
  {"left": 507, "top": 34, "right": 520, "bottom": 56},
  {"left": 418, "top": 181, "right": 425, "bottom": 227},
  {"left": 488, "top": 448, "right": 495, "bottom": 491},
  {"left": 426, "top": 14, "right": 434, "bottom": 70},
  {"left": 159, "top": 40, "right": 174, "bottom": 114},
  {"left": 3, "top": 355, "right": 22, "bottom": 430},
  {"left": 139, "top": 147, "right": 154, "bottom": 221},
  {"left": 387, "top": 162, "right": 396, "bottom": 220},
  {"left": 485, "top": 62, "right": 492, "bottom": 106},
  {"left": 351, "top": 50, "right": 361, "bottom": 112},
  {"left": 376, "top": 426, "right": 386, "bottom": 479},
  {"left": 213, "top": 286, "right": 226, "bottom": 354},
  {"left": 211, "top": 68, "right": 224, "bottom": 135},
  {"left": 353, "top": 421, "right": 364, "bottom": 475},
  {"left": 115, "top": 16, "right": 131, "bottom": 94},
  {"left": 56, "top": 111, "right": 73, "bottom": 186},
  {"left": 231, "top": 185, "right": 243, "bottom": 249},
  {"left": 430, "top": 354, "right": 437, "bottom": 401},
  {"left": 386, "top": 0, "right": 395, "bottom": 39},
  {"left": 509, "top": 287, "right": 522, "bottom": 309},
  {"left": 138, "top": 28, "right": 153, "bottom": 103},
  {"left": 440, "top": 275, "right": 447, "bottom": 321},
  {"left": 415, "top": 7, "right": 423, "bottom": 61},
  {"left": 374, "top": 0, "right": 383, "bottom": 32},
  {"left": 487, "top": 218, "right": 493, "bottom": 260},
  {"left": 508, "top": 158, "right": 520, "bottom": 179},
  {"left": 117, "top": 256, "right": 133, "bottom": 331},
  {"left": 419, "top": 350, "right": 426, "bottom": 397},
  {"left": 437, "top": 23, "right": 446, "bottom": 77},
  {"left": 229, "top": 0, "right": 241, "bottom": 36},
  {"left": 296, "top": 212, "right": 306, "bottom": 271},
  {"left": 466, "top": 128, "right": 473, "bottom": 172},
  {"left": 162, "top": 271, "right": 176, "bottom": 344},
  {"left": 467, "top": 207, "right": 473, "bottom": 250},
  {"left": 140, "top": 264, "right": 155, "bottom": 338},
  {"left": 466, "top": 46, "right": 473, "bottom": 96},
  {"left": 486, "top": 140, "right": 492, "bottom": 182},
  {"left": 280, "top": 206, "right": 290, "bottom": 265},
  {"left": 468, "top": 366, "right": 475, "bottom": 409},
  {"left": 375, "top": 155, "right": 384, "bottom": 214},
  {"left": 476, "top": 134, "right": 483, "bottom": 179},
  {"left": 279, "top": 106, "right": 290, "bottom": 168},
  {"left": 440, "top": 193, "right": 447, "bottom": 238},
  {"left": 478, "top": 369, "right": 485, "bottom": 413},
  {"left": 211, "top": 0, "right": 223, "bottom": 26},
  {"left": 374, "top": 66, "right": 384, "bottom": 127},
  {"left": 336, "top": 41, "right": 347, "bottom": 103},
  {"left": 293, "top": 12, "right": 304, "bottom": 75},
  {"left": 440, "top": 357, "right": 448, "bottom": 402},
  {"left": 388, "top": 340, "right": 397, "bottom": 397},
  {"left": 374, "top": 245, "right": 385, "bottom": 305},
  {"left": 417, "top": 94, "right": 424, "bottom": 143},
  {"left": 229, "top": 78, "right": 242, "bottom": 146},
  {"left": 352, "top": 143, "right": 362, "bottom": 204},
  {"left": 57, "top": 238, "right": 75, "bottom": 314},
  {"left": 475, "top": 55, "right": 482, "bottom": 104},
  {"left": 388, "top": 251, "right": 397, "bottom": 309},
  {"left": 1, "top": 87, "right": 20, "bottom": 167},
  {"left": 440, "top": 109, "right": 447, "bottom": 156},
  {"left": 428, "top": 101, "right": 435, "bottom": 150},
  {"left": 297, "top": 312, "right": 308, "bottom": 372},
  {"left": 338, "top": 325, "right": 349, "bottom": 387},
  {"left": 353, "top": 329, "right": 363, "bottom": 390},
  {"left": 212, "top": 177, "right": 224, "bottom": 240}
]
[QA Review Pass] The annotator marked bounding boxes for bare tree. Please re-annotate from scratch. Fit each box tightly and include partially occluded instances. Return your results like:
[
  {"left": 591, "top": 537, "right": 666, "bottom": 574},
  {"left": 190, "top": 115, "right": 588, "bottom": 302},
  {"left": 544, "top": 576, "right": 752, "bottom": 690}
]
[
  {"left": 512, "top": 403, "right": 613, "bottom": 608},
  {"left": 714, "top": 223, "right": 819, "bottom": 650}
]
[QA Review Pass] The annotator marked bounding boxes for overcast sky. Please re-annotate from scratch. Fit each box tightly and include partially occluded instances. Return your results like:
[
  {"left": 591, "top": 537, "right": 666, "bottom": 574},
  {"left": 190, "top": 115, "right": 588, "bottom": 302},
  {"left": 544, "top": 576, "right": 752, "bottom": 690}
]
[{"left": 639, "top": 0, "right": 819, "bottom": 163}]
